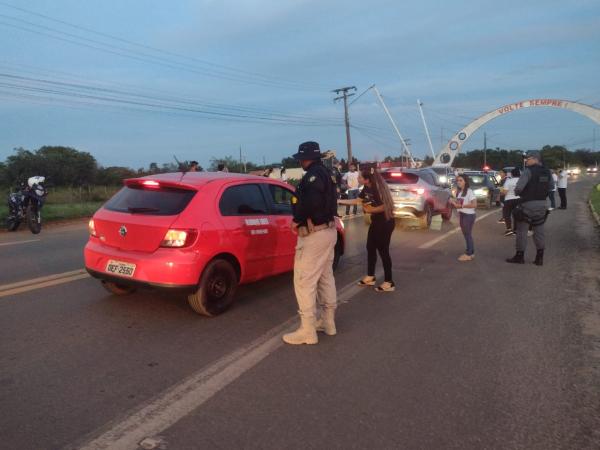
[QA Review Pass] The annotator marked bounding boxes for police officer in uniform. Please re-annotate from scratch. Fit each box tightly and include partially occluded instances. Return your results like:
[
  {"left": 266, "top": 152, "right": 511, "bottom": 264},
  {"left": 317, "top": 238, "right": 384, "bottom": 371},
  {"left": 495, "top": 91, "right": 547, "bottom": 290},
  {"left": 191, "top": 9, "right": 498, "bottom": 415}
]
[
  {"left": 506, "top": 150, "right": 554, "bottom": 266},
  {"left": 283, "top": 141, "right": 338, "bottom": 345}
]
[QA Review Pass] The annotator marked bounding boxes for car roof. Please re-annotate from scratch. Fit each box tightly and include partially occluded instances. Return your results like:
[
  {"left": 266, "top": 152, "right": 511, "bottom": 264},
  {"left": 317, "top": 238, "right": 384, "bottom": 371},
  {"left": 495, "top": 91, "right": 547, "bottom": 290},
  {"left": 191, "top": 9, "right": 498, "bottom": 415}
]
[{"left": 126, "top": 171, "right": 280, "bottom": 189}]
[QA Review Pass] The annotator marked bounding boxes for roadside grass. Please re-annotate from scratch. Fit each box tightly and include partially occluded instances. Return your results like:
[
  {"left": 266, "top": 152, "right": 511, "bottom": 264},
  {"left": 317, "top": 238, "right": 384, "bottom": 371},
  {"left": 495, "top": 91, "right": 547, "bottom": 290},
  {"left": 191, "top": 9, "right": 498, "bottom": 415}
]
[
  {"left": 0, "top": 202, "right": 104, "bottom": 226},
  {"left": 591, "top": 183, "right": 600, "bottom": 215}
]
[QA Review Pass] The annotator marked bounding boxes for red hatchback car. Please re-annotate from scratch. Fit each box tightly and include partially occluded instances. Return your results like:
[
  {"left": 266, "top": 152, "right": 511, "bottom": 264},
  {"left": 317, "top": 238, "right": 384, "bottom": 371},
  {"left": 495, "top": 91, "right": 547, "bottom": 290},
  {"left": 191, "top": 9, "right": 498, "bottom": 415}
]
[{"left": 85, "top": 172, "right": 345, "bottom": 316}]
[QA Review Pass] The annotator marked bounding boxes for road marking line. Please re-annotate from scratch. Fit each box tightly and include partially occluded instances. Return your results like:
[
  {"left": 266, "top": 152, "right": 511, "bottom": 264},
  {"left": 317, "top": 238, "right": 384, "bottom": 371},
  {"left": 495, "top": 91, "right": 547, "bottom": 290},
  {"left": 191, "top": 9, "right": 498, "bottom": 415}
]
[
  {"left": 0, "top": 269, "right": 89, "bottom": 298},
  {"left": 0, "top": 238, "right": 41, "bottom": 247},
  {"left": 76, "top": 275, "right": 377, "bottom": 450},
  {"left": 418, "top": 209, "right": 499, "bottom": 249}
]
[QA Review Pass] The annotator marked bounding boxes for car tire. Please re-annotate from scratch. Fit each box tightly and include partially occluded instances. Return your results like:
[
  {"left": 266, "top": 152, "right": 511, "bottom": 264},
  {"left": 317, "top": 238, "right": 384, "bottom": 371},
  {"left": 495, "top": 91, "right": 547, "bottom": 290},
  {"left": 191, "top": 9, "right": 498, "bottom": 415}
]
[
  {"left": 102, "top": 280, "right": 137, "bottom": 296},
  {"left": 6, "top": 217, "right": 20, "bottom": 231},
  {"left": 188, "top": 259, "right": 238, "bottom": 317},
  {"left": 332, "top": 235, "right": 343, "bottom": 271},
  {"left": 419, "top": 204, "right": 433, "bottom": 229}
]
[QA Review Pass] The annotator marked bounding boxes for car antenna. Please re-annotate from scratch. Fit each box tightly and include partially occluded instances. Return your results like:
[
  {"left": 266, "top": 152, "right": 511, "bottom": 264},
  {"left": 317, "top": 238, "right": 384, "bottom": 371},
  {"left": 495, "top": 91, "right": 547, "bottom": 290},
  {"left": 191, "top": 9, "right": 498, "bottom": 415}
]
[{"left": 173, "top": 155, "right": 187, "bottom": 182}]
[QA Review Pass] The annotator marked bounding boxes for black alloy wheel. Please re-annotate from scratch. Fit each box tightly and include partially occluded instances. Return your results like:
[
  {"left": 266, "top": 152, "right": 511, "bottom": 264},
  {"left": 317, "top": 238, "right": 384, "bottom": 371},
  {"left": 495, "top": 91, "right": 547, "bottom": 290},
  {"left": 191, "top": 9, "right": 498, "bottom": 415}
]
[{"left": 26, "top": 205, "right": 42, "bottom": 234}]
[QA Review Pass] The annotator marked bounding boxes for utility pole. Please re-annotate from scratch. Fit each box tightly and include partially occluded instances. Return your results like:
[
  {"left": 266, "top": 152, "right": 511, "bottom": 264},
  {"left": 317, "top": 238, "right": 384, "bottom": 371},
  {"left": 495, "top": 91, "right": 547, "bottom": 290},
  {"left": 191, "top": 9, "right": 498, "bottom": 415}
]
[
  {"left": 332, "top": 86, "right": 356, "bottom": 164},
  {"left": 239, "top": 145, "right": 243, "bottom": 172},
  {"left": 483, "top": 132, "right": 487, "bottom": 168}
]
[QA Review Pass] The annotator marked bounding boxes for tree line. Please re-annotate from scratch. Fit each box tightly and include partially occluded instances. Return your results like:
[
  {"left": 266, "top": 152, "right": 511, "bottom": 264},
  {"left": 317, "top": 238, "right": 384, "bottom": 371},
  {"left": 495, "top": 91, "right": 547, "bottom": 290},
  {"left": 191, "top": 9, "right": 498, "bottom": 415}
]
[{"left": 1, "top": 144, "right": 598, "bottom": 188}]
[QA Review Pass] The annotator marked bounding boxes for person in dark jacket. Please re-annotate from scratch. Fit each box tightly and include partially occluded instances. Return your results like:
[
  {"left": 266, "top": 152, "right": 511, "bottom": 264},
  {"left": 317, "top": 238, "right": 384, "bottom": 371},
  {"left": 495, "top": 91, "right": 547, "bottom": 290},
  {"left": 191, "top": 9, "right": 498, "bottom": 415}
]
[
  {"left": 283, "top": 141, "right": 338, "bottom": 345},
  {"left": 506, "top": 150, "right": 554, "bottom": 266}
]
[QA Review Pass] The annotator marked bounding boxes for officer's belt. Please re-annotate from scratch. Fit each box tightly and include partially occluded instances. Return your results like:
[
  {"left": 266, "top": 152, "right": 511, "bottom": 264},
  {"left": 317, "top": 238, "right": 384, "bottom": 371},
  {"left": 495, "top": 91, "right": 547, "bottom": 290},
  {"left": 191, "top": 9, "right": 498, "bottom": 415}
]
[{"left": 298, "top": 219, "right": 335, "bottom": 237}]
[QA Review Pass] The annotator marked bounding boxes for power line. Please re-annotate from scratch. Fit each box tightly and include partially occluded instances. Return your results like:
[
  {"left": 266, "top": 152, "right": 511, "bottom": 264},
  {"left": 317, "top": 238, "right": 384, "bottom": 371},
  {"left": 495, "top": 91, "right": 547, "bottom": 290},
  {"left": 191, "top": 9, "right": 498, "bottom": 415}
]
[
  {"left": 0, "top": 74, "right": 347, "bottom": 127},
  {"left": 0, "top": 9, "right": 326, "bottom": 91},
  {"left": 0, "top": 1, "right": 329, "bottom": 90},
  {"left": 0, "top": 69, "right": 345, "bottom": 126}
]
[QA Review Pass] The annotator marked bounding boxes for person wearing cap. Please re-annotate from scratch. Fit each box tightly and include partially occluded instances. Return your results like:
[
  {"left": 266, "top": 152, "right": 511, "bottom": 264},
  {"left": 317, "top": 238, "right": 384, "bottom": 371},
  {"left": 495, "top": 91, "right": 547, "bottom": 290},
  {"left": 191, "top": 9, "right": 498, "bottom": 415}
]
[
  {"left": 283, "top": 141, "right": 338, "bottom": 345},
  {"left": 506, "top": 150, "right": 553, "bottom": 266}
]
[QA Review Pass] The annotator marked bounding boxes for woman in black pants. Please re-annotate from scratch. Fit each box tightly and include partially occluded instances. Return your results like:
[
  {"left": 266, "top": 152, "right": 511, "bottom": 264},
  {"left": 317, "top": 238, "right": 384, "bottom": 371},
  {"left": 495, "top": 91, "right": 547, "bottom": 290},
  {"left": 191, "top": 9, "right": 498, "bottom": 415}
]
[{"left": 338, "top": 167, "right": 396, "bottom": 292}]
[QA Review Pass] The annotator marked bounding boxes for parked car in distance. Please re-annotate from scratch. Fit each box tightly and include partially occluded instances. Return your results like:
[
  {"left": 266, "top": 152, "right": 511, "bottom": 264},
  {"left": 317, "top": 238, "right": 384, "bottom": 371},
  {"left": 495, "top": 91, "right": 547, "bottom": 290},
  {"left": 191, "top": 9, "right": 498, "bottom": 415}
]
[
  {"left": 567, "top": 166, "right": 581, "bottom": 176},
  {"left": 85, "top": 172, "right": 345, "bottom": 316},
  {"left": 586, "top": 166, "right": 598, "bottom": 174},
  {"left": 430, "top": 165, "right": 454, "bottom": 185},
  {"left": 381, "top": 167, "right": 453, "bottom": 228},
  {"left": 460, "top": 171, "right": 501, "bottom": 208}
]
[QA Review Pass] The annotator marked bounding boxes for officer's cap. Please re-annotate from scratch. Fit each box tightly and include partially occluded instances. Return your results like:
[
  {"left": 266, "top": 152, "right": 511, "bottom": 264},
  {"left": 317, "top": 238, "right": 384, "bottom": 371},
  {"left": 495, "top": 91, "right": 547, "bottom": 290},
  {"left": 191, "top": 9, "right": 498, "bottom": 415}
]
[{"left": 292, "top": 141, "right": 322, "bottom": 160}]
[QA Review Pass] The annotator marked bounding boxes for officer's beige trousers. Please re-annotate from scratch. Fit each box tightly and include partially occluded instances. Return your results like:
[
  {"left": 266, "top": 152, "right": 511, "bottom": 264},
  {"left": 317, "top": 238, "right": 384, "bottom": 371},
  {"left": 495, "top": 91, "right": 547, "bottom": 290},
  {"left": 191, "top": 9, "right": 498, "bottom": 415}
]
[{"left": 293, "top": 226, "right": 337, "bottom": 320}]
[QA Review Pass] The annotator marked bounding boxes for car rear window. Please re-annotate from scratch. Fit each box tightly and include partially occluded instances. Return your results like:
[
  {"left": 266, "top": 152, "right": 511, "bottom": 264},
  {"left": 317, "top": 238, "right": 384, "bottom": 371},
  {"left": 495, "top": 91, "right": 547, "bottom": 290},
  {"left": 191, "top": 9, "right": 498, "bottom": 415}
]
[
  {"left": 382, "top": 172, "right": 420, "bottom": 184},
  {"left": 104, "top": 186, "right": 196, "bottom": 215}
]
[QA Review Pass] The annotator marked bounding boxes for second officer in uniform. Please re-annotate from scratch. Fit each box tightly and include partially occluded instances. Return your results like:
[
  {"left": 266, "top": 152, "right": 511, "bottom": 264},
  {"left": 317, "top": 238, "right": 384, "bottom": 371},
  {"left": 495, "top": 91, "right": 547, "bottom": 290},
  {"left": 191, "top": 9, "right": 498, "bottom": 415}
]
[{"left": 283, "top": 141, "right": 338, "bottom": 345}]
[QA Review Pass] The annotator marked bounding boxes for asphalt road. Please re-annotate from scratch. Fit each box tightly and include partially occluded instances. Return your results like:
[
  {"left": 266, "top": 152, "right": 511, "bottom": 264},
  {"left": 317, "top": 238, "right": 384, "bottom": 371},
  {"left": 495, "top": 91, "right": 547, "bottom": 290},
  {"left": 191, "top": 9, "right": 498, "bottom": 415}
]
[{"left": 1, "top": 176, "right": 599, "bottom": 449}]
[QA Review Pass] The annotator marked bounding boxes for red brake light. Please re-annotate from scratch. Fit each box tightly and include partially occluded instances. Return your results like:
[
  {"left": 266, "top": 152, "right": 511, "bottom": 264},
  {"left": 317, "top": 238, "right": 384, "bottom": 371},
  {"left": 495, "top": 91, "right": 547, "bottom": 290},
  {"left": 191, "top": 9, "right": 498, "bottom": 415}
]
[
  {"left": 160, "top": 229, "right": 198, "bottom": 248},
  {"left": 390, "top": 172, "right": 403, "bottom": 178},
  {"left": 142, "top": 180, "right": 160, "bottom": 188}
]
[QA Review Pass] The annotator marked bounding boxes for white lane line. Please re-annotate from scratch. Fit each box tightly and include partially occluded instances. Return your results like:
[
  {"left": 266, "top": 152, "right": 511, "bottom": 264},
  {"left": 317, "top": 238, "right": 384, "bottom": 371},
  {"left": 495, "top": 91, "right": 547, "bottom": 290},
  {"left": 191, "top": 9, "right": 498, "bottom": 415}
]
[
  {"left": 418, "top": 209, "right": 499, "bottom": 249},
  {"left": 0, "top": 269, "right": 89, "bottom": 298},
  {"left": 0, "top": 238, "right": 41, "bottom": 247},
  {"left": 76, "top": 273, "right": 381, "bottom": 450}
]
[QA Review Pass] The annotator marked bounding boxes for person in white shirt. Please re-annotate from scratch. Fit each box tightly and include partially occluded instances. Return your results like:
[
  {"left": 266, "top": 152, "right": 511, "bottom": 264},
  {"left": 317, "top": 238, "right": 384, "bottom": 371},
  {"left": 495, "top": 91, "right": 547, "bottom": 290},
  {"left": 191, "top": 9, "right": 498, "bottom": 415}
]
[
  {"left": 557, "top": 169, "right": 568, "bottom": 209},
  {"left": 547, "top": 170, "right": 558, "bottom": 210},
  {"left": 450, "top": 174, "right": 477, "bottom": 261},
  {"left": 342, "top": 164, "right": 361, "bottom": 215},
  {"left": 501, "top": 168, "right": 521, "bottom": 236},
  {"left": 280, "top": 167, "right": 288, "bottom": 182}
]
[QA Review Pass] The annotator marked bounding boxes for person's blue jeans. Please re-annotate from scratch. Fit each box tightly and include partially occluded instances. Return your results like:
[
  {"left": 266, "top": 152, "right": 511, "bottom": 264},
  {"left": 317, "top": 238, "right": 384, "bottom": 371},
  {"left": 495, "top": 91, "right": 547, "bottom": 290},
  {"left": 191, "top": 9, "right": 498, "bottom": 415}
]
[
  {"left": 346, "top": 189, "right": 359, "bottom": 215},
  {"left": 548, "top": 190, "right": 556, "bottom": 209},
  {"left": 459, "top": 212, "right": 476, "bottom": 256}
]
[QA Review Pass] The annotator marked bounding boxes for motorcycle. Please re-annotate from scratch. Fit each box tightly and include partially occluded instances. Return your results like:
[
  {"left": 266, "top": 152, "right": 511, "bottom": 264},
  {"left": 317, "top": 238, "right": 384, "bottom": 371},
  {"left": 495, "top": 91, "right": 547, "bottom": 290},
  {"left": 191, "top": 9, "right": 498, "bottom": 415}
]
[{"left": 6, "top": 176, "right": 48, "bottom": 234}]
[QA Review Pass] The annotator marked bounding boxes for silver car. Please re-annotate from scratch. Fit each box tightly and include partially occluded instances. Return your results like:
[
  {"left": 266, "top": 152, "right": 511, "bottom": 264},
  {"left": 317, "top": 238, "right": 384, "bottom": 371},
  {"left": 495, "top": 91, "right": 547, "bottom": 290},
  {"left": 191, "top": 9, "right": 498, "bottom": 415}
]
[{"left": 381, "top": 168, "right": 453, "bottom": 228}]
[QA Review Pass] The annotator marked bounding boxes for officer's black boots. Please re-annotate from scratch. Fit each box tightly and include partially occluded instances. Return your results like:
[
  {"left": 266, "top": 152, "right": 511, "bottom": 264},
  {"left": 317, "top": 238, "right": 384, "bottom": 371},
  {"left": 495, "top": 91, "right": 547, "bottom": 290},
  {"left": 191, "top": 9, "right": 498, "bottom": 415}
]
[
  {"left": 506, "top": 251, "right": 525, "bottom": 264},
  {"left": 534, "top": 249, "right": 544, "bottom": 266}
]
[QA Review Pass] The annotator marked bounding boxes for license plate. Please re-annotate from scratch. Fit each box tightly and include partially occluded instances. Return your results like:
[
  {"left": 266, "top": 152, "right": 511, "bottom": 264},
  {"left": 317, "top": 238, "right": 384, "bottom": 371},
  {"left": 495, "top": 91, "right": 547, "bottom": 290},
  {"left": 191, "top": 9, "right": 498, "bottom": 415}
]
[
  {"left": 394, "top": 191, "right": 413, "bottom": 198},
  {"left": 105, "top": 260, "right": 136, "bottom": 277}
]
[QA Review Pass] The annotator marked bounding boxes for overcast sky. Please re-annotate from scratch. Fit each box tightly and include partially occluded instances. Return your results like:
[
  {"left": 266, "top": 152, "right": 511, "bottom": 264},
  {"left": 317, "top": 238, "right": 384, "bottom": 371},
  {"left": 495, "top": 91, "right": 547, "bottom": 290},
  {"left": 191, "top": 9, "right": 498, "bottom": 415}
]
[{"left": 1, "top": 0, "right": 599, "bottom": 169}]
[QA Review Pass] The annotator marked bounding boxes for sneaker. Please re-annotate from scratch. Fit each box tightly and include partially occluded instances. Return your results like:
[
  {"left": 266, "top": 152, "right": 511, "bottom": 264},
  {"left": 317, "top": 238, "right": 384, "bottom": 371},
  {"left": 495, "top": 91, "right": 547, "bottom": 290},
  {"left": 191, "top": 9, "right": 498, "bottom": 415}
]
[
  {"left": 527, "top": 230, "right": 534, "bottom": 237},
  {"left": 497, "top": 218, "right": 505, "bottom": 223},
  {"left": 504, "top": 229, "right": 515, "bottom": 236},
  {"left": 547, "top": 207, "right": 554, "bottom": 211},
  {"left": 375, "top": 281, "right": 395, "bottom": 292},
  {"left": 458, "top": 254, "right": 474, "bottom": 261},
  {"left": 358, "top": 276, "right": 376, "bottom": 286}
]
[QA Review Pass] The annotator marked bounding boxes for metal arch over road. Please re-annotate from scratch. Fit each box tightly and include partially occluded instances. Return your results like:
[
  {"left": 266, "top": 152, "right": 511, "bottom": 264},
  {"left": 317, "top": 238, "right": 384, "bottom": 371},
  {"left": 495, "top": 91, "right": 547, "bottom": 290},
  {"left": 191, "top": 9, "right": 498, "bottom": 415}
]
[{"left": 433, "top": 99, "right": 600, "bottom": 166}]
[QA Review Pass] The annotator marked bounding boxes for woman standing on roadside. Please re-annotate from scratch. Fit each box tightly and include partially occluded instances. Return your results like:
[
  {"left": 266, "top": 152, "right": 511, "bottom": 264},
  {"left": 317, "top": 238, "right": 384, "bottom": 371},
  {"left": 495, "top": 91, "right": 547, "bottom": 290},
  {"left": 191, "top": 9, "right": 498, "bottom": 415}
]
[
  {"left": 501, "top": 168, "right": 520, "bottom": 236},
  {"left": 338, "top": 168, "right": 396, "bottom": 292},
  {"left": 451, "top": 174, "right": 477, "bottom": 261}
]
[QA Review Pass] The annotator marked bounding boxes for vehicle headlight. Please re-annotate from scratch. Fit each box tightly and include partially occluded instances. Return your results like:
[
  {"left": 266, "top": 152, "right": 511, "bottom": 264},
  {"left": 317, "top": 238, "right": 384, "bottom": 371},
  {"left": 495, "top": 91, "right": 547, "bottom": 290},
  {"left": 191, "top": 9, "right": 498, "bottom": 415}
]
[
  {"left": 439, "top": 175, "right": 448, "bottom": 184},
  {"left": 474, "top": 188, "right": 488, "bottom": 196}
]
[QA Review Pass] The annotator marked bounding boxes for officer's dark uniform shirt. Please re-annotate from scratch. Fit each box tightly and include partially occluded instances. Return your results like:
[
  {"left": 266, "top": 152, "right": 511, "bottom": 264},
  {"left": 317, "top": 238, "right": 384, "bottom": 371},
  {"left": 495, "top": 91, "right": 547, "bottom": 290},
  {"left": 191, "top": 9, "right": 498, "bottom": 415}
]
[
  {"left": 293, "top": 161, "right": 337, "bottom": 226},
  {"left": 359, "top": 185, "right": 391, "bottom": 224}
]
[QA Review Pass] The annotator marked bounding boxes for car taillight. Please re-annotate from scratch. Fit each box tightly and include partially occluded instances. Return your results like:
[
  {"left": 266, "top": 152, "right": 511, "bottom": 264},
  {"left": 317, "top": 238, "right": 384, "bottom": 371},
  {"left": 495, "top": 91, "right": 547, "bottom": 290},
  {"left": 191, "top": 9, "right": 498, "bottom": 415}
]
[
  {"left": 160, "top": 229, "right": 198, "bottom": 248},
  {"left": 88, "top": 219, "right": 97, "bottom": 237},
  {"left": 390, "top": 172, "right": 403, "bottom": 178},
  {"left": 412, "top": 188, "right": 425, "bottom": 195}
]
